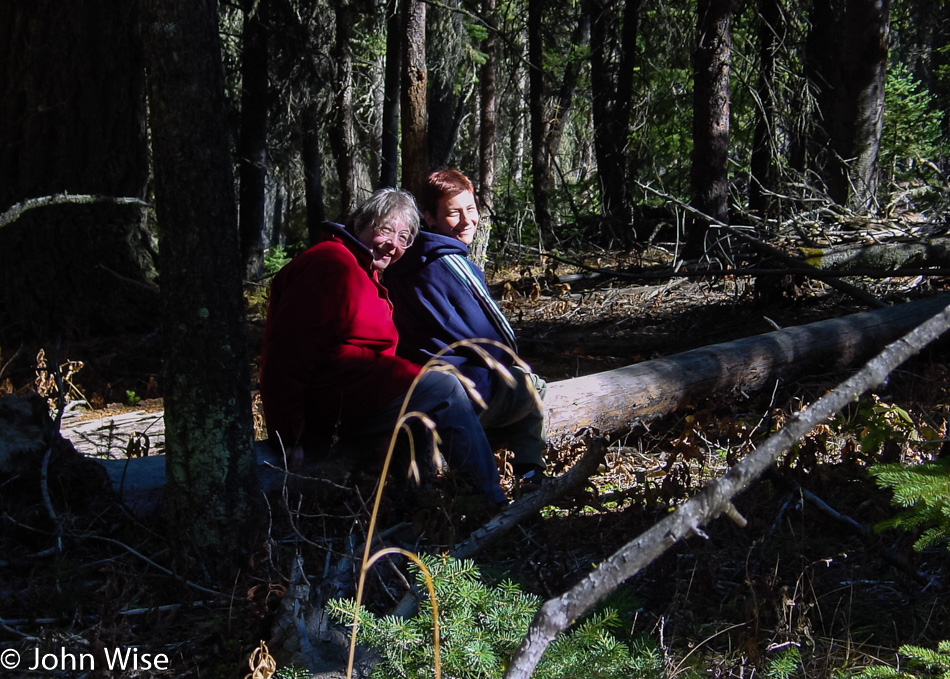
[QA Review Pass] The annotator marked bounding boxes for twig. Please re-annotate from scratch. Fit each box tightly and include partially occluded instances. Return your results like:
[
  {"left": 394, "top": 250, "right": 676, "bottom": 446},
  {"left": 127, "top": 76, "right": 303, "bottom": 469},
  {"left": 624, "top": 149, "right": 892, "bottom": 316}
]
[
  {"left": 82, "top": 535, "right": 228, "bottom": 599},
  {"left": 766, "top": 468, "right": 941, "bottom": 588},
  {"left": 38, "top": 341, "right": 67, "bottom": 554},
  {"left": 634, "top": 180, "right": 887, "bottom": 309},
  {"left": 452, "top": 436, "right": 608, "bottom": 560}
]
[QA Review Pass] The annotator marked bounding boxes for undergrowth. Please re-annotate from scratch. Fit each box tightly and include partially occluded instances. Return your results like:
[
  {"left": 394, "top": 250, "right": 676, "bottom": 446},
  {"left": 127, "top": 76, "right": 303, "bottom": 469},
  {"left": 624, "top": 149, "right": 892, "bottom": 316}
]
[{"left": 326, "top": 554, "right": 664, "bottom": 679}]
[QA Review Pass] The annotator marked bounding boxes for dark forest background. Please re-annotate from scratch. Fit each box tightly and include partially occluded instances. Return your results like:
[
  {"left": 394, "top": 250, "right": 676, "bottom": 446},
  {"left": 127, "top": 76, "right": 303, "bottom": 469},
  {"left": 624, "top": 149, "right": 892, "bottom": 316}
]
[{"left": 2, "top": 0, "right": 950, "bottom": 676}]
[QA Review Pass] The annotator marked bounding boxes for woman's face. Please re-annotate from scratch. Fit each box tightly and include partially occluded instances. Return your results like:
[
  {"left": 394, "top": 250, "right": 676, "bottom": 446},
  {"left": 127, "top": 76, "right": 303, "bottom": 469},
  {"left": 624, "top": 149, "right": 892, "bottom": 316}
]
[
  {"left": 426, "top": 190, "right": 479, "bottom": 246},
  {"left": 357, "top": 219, "right": 411, "bottom": 271}
]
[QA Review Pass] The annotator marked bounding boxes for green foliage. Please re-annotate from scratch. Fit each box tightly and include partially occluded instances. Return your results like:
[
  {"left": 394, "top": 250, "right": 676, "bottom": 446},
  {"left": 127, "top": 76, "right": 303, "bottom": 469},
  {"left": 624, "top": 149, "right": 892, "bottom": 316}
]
[
  {"left": 831, "top": 395, "right": 942, "bottom": 457},
  {"left": 125, "top": 389, "right": 141, "bottom": 407},
  {"left": 868, "top": 458, "right": 950, "bottom": 551},
  {"left": 274, "top": 665, "right": 311, "bottom": 679},
  {"left": 764, "top": 647, "right": 802, "bottom": 679},
  {"left": 881, "top": 62, "right": 946, "bottom": 177},
  {"left": 326, "top": 555, "right": 663, "bottom": 679},
  {"left": 853, "top": 640, "right": 950, "bottom": 678},
  {"left": 264, "top": 245, "right": 292, "bottom": 277}
]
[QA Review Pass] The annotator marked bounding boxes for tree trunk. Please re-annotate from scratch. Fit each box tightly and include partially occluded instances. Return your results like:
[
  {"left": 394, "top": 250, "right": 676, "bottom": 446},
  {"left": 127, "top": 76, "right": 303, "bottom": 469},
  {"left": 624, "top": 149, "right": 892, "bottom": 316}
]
[
  {"left": 379, "top": 0, "right": 401, "bottom": 189},
  {"left": 506, "top": 298, "right": 950, "bottom": 679},
  {"left": 545, "top": 294, "right": 950, "bottom": 441},
  {"left": 528, "top": 0, "right": 551, "bottom": 238},
  {"left": 542, "top": 12, "right": 590, "bottom": 175},
  {"left": 749, "top": 0, "right": 784, "bottom": 220},
  {"left": 688, "top": 0, "right": 732, "bottom": 258},
  {"left": 302, "top": 103, "right": 325, "bottom": 246},
  {"left": 587, "top": 0, "right": 640, "bottom": 243},
  {"left": 829, "top": 0, "right": 889, "bottom": 211},
  {"left": 329, "top": 0, "right": 359, "bottom": 217},
  {"left": 141, "top": 0, "right": 259, "bottom": 578},
  {"left": 801, "top": 0, "right": 843, "bottom": 176},
  {"left": 471, "top": 0, "right": 498, "bottom": 270},
  {"left": 401, "top": 0, "right": 428, "bottom": 195},
  {"left": 0, "top": 0, "right": 155, "bottom": 340},
  {"left": 426, "top": 0, "right": 467, "bottom": 170},
  {"left": 238, "top": 0, "right": 270, "bottom": 281}
]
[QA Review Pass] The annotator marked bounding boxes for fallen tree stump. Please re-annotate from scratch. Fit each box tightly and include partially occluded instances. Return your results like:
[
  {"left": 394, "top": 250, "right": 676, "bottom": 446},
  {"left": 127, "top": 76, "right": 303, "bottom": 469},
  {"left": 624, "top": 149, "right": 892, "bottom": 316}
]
[{"left": 73, "top": 294, "right": 950, "bottom": 512}]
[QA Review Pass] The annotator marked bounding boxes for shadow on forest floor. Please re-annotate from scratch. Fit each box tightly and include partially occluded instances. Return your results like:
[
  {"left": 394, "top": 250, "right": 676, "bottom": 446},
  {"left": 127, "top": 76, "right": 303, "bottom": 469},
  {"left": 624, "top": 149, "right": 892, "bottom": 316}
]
[{"left": 2, "top": 259, "right": 950, "bottom": 677}]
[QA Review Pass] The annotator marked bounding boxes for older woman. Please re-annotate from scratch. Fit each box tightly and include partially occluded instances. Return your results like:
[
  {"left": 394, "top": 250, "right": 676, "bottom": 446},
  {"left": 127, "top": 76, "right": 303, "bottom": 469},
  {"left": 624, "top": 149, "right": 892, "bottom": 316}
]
[{"left": 259, "top": 188, "right": 505, "bottom": 505}]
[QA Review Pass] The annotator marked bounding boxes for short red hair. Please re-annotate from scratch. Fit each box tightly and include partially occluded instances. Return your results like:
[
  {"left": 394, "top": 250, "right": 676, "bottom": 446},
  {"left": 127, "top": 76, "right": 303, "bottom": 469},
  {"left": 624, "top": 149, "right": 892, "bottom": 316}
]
[{"left": 417, "top": 168, "right": 476, "bottom": 217}]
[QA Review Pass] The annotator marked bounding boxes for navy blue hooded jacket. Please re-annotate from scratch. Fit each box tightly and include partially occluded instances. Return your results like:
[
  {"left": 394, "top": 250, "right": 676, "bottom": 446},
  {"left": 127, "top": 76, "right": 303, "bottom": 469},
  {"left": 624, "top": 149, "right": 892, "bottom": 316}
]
[{"left": 385, "top": 230, "right": 517, "bottom": 409}]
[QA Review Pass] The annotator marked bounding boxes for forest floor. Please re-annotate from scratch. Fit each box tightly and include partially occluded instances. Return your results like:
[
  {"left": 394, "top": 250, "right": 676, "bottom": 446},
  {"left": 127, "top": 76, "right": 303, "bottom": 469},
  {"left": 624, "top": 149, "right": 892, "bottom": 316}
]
[{"left": 2, "top": 251, "right": 950, "bottom": 678}]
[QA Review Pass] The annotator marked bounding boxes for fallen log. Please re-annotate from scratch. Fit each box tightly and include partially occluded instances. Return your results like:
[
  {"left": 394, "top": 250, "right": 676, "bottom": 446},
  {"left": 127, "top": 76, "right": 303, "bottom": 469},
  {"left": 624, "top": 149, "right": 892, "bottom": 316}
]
[
  {"left": 85, "top": 294, "right": 950, "bottom": 511},
  {"left": 544, "top": 294, "right": 950, "bottom": 442},
  {"left": 797, "top": 238, "right": 950, "bottom": 272}
]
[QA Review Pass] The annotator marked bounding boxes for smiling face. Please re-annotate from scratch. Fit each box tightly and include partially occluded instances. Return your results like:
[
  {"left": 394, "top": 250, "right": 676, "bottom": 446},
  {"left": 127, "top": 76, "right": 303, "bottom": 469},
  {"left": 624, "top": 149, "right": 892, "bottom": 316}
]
[
  {"left": 356, "top": 219, "right": 409, "bottom": 271},
  {"left": 425, "top": 190, "right": 479, "bottom": 246}
]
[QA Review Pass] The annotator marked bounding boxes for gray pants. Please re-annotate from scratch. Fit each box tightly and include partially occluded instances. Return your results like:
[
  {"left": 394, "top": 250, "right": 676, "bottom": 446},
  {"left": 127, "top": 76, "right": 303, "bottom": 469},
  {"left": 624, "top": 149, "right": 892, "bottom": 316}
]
[{"left": 478, "top": 366, "right": 547, "bottom": 470}]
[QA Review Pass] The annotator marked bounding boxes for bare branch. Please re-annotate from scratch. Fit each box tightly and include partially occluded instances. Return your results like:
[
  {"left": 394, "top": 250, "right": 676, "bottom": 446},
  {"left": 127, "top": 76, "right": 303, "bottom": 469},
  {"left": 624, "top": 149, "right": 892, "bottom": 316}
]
[
  {"left": 0, "top": 192, "right": 150, "bottom": 229},
  {"left": 503, "top": 300, "right": 950, "bottom": 679}
]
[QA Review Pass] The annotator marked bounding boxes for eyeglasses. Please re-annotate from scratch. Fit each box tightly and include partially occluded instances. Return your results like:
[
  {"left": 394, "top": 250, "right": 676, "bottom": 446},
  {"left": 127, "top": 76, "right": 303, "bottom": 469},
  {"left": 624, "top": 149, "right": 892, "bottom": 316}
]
[{"left": 374, "top": 223, "right": 415, "bottom": 248}]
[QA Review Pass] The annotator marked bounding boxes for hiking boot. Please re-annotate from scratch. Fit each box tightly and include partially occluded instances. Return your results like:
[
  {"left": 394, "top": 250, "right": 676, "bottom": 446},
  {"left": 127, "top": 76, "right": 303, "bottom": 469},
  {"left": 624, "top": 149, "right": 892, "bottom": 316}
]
[{"left": 514, "top": 464, "right": 549, "bottom": 496}]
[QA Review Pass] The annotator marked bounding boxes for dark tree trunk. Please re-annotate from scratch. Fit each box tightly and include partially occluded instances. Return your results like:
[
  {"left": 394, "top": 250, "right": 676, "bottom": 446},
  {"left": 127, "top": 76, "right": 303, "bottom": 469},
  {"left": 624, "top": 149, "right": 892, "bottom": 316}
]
[
  {"left": 238, "top": 0, "right": 270, "bottom": 281},
  {"left": 302, "top": 104, "right": 325, "bottom": 246},
  {"left": 528, "top": 0, "right": 551, "bottom": 238},
  {"left": 141, "top": 0, "right": 259, "bottom": 577},
  {"left": 329, "top": 0, "right": 359, "bottom": 217},
  {"left": 0, "top": 0, "right": 155, "bottom": 340},
  {"left": 802, "top": 0, "right": 844, "bottom": 178},
  {"left": 401, "top": 0, "right": 428, "bottom": 195},
  {"left": 749, "top": 0, "right": 784, "bottom": 220},
  {"left": 587, "top": 0, "right": 640, "bottom": 243},
  {"left": 471, "top": 0, "right": 497, "bottom": 269},
  {"left": 379, "top": 0, "right": 401, "bottom": 189},
  {"left": 828, "top": 0, "right": 889, "bottom": 211},
  {"left": 543, "top": 13, "right": 590, "bottom": 171},
  {"left": 428, "top": 83, "right": 465, "bottom": 170},
  {"left": 932, "top": 4, "right": 950, "bottom": 140},
  {"left": 689, "top": 0, "right": 732, "bottom": 258}
]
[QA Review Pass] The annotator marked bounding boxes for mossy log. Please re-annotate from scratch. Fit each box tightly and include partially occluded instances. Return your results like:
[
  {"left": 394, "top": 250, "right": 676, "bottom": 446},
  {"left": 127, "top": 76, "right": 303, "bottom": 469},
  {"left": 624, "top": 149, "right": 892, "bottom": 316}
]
[{"left": 796, "top": 238, "right": 950, "bottom": 272}]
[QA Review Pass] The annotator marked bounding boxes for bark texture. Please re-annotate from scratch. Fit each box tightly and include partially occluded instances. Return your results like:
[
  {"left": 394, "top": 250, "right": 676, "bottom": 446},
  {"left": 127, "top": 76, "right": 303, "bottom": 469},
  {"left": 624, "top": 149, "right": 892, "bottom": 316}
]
[
  {"left": 829, "top": 0, "right": 890, "bottom": 210},
  {"left": 401, "top": 0, "right": 428, "bottom": 195},
  {"left": 238, "top": 0, "right": 270, "bottom": 280},
  {"left": 689, "top": 0, "right": 732, "bottom": 257},
  {"left": 141, "top": 0, "right": 259, "bottom": 576}
]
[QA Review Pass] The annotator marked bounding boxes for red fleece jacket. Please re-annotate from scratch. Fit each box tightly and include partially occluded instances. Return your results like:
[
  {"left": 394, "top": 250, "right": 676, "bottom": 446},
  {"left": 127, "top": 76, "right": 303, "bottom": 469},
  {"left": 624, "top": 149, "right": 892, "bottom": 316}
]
[{"left": 260, "top": 227, "right": 422, "bottom": 449}]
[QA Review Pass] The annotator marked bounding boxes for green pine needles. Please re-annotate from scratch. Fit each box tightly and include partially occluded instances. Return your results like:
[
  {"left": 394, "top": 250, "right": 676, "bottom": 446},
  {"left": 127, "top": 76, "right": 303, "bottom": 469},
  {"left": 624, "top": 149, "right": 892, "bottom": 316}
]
[
  {"left": 326, "top": 554, "right": 663, "bottom": 679},
  {"left": 855, "top": 460, "right": 950, "bottom": 678},
  {"left": 853, "top": 640, "right": 950, "bottom": 678},
  {"left": 868, "top": 458, "right": 950, "bottom": 552}
]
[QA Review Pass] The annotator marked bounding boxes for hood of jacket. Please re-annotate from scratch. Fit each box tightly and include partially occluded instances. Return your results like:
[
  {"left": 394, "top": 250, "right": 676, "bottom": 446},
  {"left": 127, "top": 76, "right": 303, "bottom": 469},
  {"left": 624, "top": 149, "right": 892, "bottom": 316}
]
[
  {"left": 387, "top": 229, "right": 468, "bottom": 275},
  {"left": 317, "top": 221, "right": 376, "bottom": 271}
]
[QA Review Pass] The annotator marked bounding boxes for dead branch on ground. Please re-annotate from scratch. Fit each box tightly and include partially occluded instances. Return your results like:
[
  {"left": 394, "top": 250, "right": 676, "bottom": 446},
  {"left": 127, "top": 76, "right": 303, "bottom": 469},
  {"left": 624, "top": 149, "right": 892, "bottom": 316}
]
[{"left": 503, "top": 300, "right": 950, "bottom": 679}]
